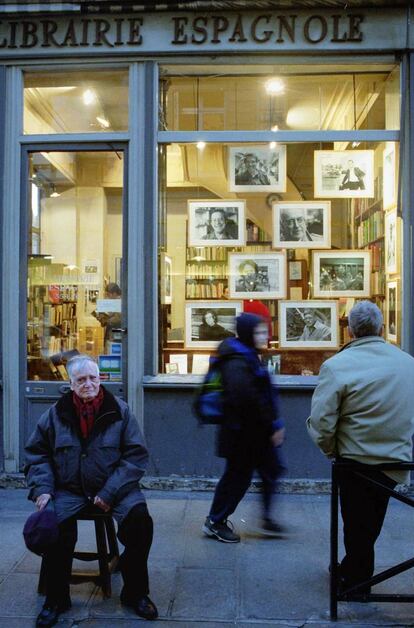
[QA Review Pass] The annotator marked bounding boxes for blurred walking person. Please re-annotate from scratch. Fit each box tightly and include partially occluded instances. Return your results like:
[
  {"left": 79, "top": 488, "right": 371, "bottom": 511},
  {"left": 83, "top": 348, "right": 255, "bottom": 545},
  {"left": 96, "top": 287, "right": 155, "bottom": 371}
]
[{"left": 202, "top": 313, "right": 286, "bottom": 543}]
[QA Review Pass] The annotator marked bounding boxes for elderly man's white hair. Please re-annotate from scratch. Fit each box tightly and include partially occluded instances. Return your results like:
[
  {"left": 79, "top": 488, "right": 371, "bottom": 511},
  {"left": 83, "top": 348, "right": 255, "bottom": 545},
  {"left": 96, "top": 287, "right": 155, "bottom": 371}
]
[
  {"left": 66, "top": 355, "right": 99, "bottom": 381},
  {"left": 348, "top": 300, "right": 383, "bottom": 338}
]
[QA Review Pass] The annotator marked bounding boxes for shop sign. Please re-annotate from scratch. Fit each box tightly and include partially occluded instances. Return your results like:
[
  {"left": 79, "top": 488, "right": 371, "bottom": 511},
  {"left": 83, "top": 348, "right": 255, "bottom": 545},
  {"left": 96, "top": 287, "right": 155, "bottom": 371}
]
[{"left": 0, "top": 9, "right": 406, "bottom": 55}]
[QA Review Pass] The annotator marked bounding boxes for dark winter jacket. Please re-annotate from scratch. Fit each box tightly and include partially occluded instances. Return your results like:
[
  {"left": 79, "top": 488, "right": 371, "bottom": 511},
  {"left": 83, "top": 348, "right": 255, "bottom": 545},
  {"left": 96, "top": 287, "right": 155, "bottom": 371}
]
[
  {"left": 24, "top": 387, "right": 148, "bottom": 524},
  {"left": 216, "top": 313, "right": 284, "bottom": 459}
]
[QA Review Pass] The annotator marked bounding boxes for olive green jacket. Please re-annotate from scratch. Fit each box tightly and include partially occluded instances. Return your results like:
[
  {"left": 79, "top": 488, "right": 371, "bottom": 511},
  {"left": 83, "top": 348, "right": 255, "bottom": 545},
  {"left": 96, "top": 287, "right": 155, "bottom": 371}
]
[{"left": 306, "top": 336, "right": 414, "bottom": 483}]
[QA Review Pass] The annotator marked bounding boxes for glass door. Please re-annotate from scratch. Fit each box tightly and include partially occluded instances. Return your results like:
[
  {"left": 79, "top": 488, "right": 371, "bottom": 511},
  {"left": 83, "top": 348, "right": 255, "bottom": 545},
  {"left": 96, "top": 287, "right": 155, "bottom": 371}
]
[{"left": 25, "top": 149, "right": 126, "bottom": 396}]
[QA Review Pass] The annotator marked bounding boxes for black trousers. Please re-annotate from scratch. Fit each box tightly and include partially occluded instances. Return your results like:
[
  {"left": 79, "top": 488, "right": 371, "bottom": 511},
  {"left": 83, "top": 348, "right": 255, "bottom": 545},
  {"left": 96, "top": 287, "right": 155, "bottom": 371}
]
[
  {"left": 42, "top": 503, "right": 153, "bottom": 605},
  {"left": 338, "top": 462, "right": 396, "bottom": 589},
  {"left": 209, "top": 446, "right": 285, "bottom": 523}
]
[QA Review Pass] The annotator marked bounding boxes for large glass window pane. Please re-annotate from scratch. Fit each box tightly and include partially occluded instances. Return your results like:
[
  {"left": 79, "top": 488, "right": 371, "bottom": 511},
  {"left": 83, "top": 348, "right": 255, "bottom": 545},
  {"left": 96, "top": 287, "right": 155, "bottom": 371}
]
[
  {"left": 24, "top": 70, "right": 129, "bottom": 134},
  {"left": 27, "top": 150, "right": 124, "bottom": 381},
  {"left": 158, "top": 141, "right": 401, "bottom": 376},
  {"left": 160, "top": 64, "right": 400, "bottom": 131}
]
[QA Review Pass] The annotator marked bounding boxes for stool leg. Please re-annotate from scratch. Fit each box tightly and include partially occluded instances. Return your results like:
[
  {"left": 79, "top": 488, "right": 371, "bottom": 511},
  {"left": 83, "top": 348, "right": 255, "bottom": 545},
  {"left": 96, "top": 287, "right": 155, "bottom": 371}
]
[
  {"left": 38, "top": 556, "right": 47, "bottom": 595},
  {"left": 105, "top": 517, "right": 119, "bottom": 562},
  {"left": 94, "top": 519, "right": 111, "bottom": 598}
]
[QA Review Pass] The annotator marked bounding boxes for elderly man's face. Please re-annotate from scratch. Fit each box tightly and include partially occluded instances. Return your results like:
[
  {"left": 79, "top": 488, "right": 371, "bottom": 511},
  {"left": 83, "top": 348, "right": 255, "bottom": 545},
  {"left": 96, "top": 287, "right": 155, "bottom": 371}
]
[
  {"left": 210, "top": 211, "right": 226, "bottom": 234},
  {"left": 70, "top": 362, "right": 100, "bottom": 402},
  {"left": 303, "top": 309, "right": 316, "bottom": 327},
  {"left": 282, "top": 209, "right": 307, "bottom": 240},
  {"left": 241, "top": 263, "right": 257, "bottom": 280}
]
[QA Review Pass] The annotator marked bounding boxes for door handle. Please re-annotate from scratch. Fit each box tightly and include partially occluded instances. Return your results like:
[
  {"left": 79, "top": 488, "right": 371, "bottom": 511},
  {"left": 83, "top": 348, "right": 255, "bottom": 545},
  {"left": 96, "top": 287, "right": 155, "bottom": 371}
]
[{"left": 111, "top": 328, "right": 127, "bottom": 334}]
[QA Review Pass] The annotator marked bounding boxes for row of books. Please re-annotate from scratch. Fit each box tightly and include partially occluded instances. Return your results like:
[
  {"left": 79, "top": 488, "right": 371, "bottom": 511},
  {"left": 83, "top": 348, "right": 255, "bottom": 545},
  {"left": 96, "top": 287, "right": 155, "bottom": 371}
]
[
  {"left": 355, "top": 211, "right": 384, "bottom": 247},
  {"left": 186, "top": 264, "right": 228, "bottom": 279},
  {"left": 371, "top": 271, "right": 386, "bottom": 296},
  {"left": 48, "top": 284, "right": 78, "bottom": 304},
  {"left": 187, "top": 247, "right": 228, "bottom": 261},
  {"left": 367, "top": 241, "right": 384, "bottom": 272},
  {"left": 246, "top": 220, "right": 271, "bottom": 242},
  {"left": 43, "top": 303, "right": 77, "bottom": 326},
  {"left": 186, "top": 280, "right": 227, "bottom": 299}
]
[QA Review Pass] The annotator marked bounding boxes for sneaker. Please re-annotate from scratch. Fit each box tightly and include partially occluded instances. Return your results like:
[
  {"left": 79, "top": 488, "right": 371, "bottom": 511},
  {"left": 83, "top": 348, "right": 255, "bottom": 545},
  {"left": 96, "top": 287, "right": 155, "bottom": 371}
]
[
  {"left": 260, "top": 518, "right": 287, "bottom": 536},
  {"left": 202, "top": 517, "right": 240, "bottom": 543}
]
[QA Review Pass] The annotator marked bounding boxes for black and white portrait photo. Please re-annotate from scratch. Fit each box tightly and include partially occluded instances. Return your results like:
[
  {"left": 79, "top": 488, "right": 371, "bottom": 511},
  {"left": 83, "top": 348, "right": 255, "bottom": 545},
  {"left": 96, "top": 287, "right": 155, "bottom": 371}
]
[
  {"left": 228, "top": 145, "right": 286, "bottom": 192},
  {"left": 386, "top": 281, "right": 397, "bottom": 343},
  {"left": 273, "top": 201, "right": 331, "bottom": 249},
  {"left": 228, "top": 252, "right": 286, "bottom": 299},
  {"left": 279, "top": 300, "right": 339, "bottom": 349},
  {"left": 314, "top": 150, "right": 374, "bottom": 198},
  {"left": 187, "top": 200, "right": 246, "bottom": 247},
  {"left": 185, "top": 301, "right": 242, "bottom": 348},
  {"left": 385, "top": 211, "right": 397, "bottom": 274},
  {"left": 312, "top": 251, "right": 371, "bottom": 298}
]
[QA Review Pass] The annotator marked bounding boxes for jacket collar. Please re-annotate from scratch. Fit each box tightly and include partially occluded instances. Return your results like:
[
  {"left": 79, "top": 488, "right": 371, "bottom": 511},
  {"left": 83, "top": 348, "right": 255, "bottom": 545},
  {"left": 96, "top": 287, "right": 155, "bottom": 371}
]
[
  {"left": 338, "top": 335, "right": 385, "bottom": 353},
  {"left": 55, "top": 386, "right": 122, "bottom": 431}
]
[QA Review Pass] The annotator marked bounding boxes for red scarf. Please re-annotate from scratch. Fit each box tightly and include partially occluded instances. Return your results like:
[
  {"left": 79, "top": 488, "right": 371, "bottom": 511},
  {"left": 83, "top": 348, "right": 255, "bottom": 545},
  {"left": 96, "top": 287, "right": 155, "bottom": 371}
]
[{"left": 73, "top": 387, "right": 104, "bottom": 439}]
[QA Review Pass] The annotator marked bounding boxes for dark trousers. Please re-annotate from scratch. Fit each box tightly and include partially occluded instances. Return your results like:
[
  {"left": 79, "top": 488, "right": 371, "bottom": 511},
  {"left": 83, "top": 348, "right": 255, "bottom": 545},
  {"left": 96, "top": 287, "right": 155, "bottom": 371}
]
[
  {"left": 42, "top": 503, "right": 153, "bottom": 605},
  {"left": 338, "top": 462, "right": 396, "bottom": 589},
  {"left": 209, "top": 446, "right": 285, "bottom": 523}
]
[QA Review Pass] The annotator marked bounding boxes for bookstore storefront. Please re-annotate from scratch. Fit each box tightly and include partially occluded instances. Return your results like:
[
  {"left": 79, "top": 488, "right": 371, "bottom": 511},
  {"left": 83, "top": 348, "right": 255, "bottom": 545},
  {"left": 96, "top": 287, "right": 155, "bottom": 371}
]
[{"left": 1, "top": 3, "right": 413, "bottom": 480}]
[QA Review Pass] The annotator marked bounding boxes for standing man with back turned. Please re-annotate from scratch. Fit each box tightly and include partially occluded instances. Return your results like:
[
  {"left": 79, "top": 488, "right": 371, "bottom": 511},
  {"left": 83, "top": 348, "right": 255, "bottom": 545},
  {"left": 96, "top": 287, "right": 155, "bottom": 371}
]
[{"left": 306, "top": 301, "right": 414, "bottom": 593}]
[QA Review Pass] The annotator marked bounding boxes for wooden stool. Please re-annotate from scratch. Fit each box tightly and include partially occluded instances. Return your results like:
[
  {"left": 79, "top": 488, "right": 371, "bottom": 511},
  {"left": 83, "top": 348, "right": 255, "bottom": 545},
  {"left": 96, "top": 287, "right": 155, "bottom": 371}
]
[{"left": 38, "top": 510, "right": 120, "bottom": 598}]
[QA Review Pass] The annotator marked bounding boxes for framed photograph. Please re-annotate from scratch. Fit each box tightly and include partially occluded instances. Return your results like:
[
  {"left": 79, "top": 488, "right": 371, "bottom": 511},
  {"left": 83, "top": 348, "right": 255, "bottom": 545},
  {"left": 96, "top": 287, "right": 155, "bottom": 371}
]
[
  {"left": 185, "top": 301, "right": 242, "bottom": 349},
  {"left": 273, "top": 201, "right": 331, "bottom": 249},
  {"left": 385, "top": 280, "right": 398, "bottom": 344},
  {"left": 160, "top": 253, "right": 172, "bottom": 305},
  {"left": 289, "top": 261, "right": 302, "bottom": 280},
  {"left": 228, "top": 145, "right": 286, "bottom": 193},
  {"left": 188, "top": 199, "right": 246, "bottom": 247},
  {"left": 383, "top": 142, "right": 397, "bottom": 210},
  {"left": 279, "top": 300, "right": 339, "bottom": 350},
  {"left": 312, "top": 250, "right": 371, "bottom": 298},
  {"left": 228, "top": 252, "right": 286, "bottom": 299},
  {"left": 385, "top": 210, "right": 398, "bottom": 275},
  {"left": 314, "top": 150, "right": 374, "bottom": 198}
]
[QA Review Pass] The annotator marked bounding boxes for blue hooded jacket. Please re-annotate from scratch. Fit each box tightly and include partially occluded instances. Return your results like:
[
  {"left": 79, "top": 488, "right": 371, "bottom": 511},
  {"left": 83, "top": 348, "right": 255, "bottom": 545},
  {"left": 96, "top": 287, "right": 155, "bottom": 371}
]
[{"left": 216, "top": 313, "right": 284, "bottom": 459}]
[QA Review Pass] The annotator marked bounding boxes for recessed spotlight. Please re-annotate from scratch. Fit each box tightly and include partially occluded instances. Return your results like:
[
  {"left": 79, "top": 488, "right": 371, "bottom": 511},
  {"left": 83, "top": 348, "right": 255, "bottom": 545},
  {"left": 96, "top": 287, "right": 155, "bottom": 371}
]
[
  {"left": 265, "top": 78, "right": 285, "bottom": 95},
  {"left": 269, "top": 141, "right": 277, "bottom": 149},
  {"left": 96, "top": 116, "right": 110, "bottom": 128},
  {"left": 352, "top": 141, "right": 361, "bottom": 148},
  {"left": 196, "top": 141, "right": 206, "bottom": 150},
  {"left": 83, "top": 89, "right": 96, "bottom": 105},
  {"left": 271, "top": 125, "right": 279, "bottom": 132}
]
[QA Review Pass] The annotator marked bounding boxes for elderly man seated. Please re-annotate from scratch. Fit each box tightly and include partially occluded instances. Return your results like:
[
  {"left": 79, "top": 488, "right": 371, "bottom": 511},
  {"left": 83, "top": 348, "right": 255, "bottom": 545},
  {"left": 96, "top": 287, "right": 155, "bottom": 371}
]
[{"left": 25, "top": 354, "right": 157, "bottom": 627}]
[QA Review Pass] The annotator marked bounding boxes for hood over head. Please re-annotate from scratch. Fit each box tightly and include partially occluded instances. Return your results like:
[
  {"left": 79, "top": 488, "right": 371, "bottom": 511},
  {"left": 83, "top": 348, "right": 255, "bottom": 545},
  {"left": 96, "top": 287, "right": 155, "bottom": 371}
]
[{"left": 236, "top": 312, "right": 264, "bottom": 348}]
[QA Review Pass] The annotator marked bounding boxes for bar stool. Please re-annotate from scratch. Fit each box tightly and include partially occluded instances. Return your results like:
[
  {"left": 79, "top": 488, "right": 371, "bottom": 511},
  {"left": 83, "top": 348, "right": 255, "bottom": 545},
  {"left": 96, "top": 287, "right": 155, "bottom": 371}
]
[{"left": 38, "top": 510, "right": 120, "bottom": 598}]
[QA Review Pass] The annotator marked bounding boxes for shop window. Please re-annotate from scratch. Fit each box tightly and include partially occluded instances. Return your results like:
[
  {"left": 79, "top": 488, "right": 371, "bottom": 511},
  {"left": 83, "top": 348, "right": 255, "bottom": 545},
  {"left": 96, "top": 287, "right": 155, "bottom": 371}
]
[
  {"left": 158, "top": 141, "right": 401, "bottom": 376},
  {"left": 27, "top": 151, "right": 124, "bottom": 381},
  {"left": 24, "top": 70, "right": 128, "bottom": 134},
  {"left": 159, "top": 64, "right": 400, "bottom": 131}
]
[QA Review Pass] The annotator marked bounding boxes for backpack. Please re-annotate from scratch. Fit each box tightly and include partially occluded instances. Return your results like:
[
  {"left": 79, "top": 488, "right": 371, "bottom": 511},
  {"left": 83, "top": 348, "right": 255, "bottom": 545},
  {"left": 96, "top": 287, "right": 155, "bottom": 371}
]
[{"left": 193, "top": 356, "right": 225, "bottom": 425}]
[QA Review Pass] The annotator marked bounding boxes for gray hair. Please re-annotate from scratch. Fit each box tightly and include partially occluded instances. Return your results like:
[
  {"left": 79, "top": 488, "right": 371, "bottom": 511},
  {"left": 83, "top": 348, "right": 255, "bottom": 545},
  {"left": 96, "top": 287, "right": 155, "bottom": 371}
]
[
  {"left": 66, "top": 355, "right": 99, "bottom": 381},
  {"left": 348, "top": 300, "right": 383, "bottom": 338}
]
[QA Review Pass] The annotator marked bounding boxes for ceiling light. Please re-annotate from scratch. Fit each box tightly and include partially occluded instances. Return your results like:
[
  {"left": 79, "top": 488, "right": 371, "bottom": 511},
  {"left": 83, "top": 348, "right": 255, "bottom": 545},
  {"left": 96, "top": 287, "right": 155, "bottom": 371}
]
[
  {"left": 269, "top": 141, "right": 277, "bottom": 149},
  {"left": 96, "top": 116, "right": 110, "bottom": 129},
  {"left": 196, "top": 141, "right": 206, "bottom": 150},
  {"left": 265, "top": 78, "right": 285, "bottom": 95},
  {"left": 352, "top": 141, "right": 361, "bottom": 148},
  {"left": 83, "top": 89, "right": 96, "bottom": 105},
  {"left": 50, "top": 191, "right": 60, "bottom": 198},
  {"left": 271, "top": 124, "right": 279, "bottom": 132}
]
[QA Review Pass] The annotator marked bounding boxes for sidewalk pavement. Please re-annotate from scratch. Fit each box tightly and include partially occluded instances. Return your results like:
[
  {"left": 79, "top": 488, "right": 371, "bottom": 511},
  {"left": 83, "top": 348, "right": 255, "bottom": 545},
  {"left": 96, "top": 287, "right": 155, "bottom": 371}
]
[{"left": 1, "top": 488, "right": 414, "bottom": 627}]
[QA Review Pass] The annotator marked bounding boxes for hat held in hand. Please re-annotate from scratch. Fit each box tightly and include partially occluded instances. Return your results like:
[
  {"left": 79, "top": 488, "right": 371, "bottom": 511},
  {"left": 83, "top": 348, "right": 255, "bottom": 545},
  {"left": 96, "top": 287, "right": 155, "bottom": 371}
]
[{"left": 23, "top": 509, "right": 59, "bottom": 556}]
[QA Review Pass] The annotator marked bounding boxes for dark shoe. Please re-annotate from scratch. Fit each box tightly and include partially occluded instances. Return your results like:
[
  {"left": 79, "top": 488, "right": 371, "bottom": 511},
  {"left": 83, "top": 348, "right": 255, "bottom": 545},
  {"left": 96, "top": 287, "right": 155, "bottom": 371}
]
[
  {"left": 36, "top": 600, "right": 71, "bottom": 628},
  {"left": 121, "top": 592, "right": 158, "bottom": 620},
  {"left": 260, "top": 518, "right": 287, "bottom": 536},
  {"left": 202, "top": 516, "right": 240, "bottom": 543}
]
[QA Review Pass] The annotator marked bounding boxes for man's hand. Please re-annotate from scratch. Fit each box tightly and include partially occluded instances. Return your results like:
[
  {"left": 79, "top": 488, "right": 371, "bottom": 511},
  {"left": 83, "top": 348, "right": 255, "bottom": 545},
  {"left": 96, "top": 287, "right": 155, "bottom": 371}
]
[
  {"left": 271, "top": 427, "right": 285, "bottom": 447},
  {"left": 36, "top": 493, "right": 51, "bottom": 510},
  {"left": 94, "top": 496, "right": 111, "bottom": 512}
]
